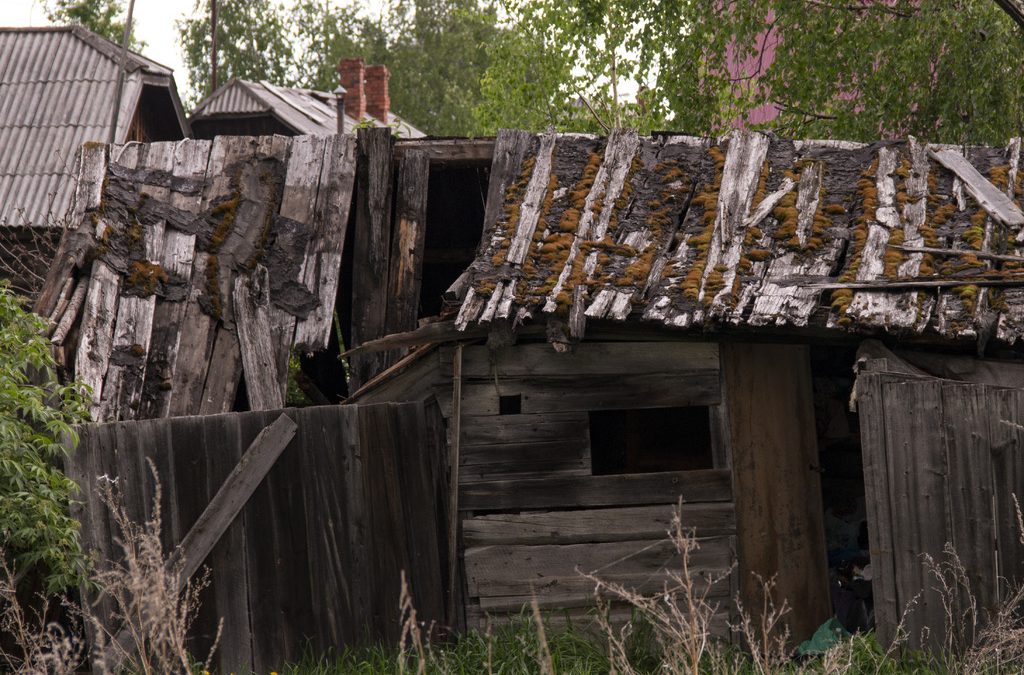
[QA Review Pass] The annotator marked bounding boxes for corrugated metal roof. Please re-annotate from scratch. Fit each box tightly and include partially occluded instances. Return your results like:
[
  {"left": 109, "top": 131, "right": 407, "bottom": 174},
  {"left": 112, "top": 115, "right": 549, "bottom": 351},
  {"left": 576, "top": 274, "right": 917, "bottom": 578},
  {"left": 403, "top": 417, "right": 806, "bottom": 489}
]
[
  {"left": 193, "top": 79, "right": 268, "bottom": 116},
  {"left": 0, "top": 26, "right": 181, "bottom": 227},
  {"left": 190, "top": 78, "right": 425, "bottom": 138}
]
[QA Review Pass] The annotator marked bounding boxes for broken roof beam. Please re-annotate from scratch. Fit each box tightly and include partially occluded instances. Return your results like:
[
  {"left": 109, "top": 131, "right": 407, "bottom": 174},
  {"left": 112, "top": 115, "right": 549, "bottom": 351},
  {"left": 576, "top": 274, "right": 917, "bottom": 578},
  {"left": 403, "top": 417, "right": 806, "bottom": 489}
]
[
  {"left": 393, "top": 137, "right": 495, "bottom": 166},
  {"left": 928, "top": 146, "right": 1024, "bottom": 232}
]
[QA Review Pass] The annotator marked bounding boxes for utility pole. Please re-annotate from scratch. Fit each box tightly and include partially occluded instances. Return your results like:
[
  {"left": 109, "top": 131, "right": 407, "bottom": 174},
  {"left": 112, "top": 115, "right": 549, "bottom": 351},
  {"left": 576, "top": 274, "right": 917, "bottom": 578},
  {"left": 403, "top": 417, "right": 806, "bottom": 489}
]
[
  {"left": 211, "top": 0, "right": 219, "bottom": 93},
  {"left": 107, "top": 0, "right": 136, "bottom": 144}
]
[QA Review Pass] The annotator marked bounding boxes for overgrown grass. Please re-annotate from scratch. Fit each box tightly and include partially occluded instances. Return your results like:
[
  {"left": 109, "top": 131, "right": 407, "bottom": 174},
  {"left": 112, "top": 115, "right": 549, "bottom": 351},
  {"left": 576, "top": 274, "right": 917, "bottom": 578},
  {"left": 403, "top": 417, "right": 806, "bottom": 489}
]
[
  {"left": 283, "top": 619, "right": 610, "bottom": 674},
  {"left": 280, "top": 620, "right": 946, "bottom": 675}
]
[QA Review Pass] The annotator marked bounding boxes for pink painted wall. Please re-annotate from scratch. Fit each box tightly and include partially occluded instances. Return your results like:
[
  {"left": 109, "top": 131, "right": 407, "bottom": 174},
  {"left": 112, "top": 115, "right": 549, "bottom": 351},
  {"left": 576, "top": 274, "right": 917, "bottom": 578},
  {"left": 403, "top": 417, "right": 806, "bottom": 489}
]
[{"left": 725, "top": 13, "right": 781, "bottom": 127}]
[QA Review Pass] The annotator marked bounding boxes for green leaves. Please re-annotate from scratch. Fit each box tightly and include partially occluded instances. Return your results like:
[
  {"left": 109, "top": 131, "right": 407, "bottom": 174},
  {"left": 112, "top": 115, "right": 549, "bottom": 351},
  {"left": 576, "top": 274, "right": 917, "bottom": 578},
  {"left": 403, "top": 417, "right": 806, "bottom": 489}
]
[
  {"left": 45, "top": 0, "right": 144, "bottom": 49},
  {"left": 0, "top": 283, "right": 89, "bottom": 593},
  {"left": 478, "top": 0, "right": 1024, "bottom": 145},
  {"left": 178, "top": 0, "right": 503, "bottom": 136}
]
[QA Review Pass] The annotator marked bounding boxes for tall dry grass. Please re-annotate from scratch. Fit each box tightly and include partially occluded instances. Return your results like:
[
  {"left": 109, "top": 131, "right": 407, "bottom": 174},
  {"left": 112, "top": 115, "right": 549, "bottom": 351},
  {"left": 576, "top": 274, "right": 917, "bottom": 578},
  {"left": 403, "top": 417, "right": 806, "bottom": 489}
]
[
  {"left": 7, "top": 484, "right": 1024, "bottom": 673},
  {"left": 0, "top": 462, "right": 219, "bottom": 674}
]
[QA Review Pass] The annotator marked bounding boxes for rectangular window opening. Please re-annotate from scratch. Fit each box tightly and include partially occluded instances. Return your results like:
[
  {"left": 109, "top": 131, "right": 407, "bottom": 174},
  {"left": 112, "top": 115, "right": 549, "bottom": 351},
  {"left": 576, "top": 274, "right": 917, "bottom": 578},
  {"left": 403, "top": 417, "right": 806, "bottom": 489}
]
[
  {"left": 589, "top": 406, "right": 713, "bottom": 475},
  {"left": 499, "top": 394, "right": 522, "bottom": 415}
]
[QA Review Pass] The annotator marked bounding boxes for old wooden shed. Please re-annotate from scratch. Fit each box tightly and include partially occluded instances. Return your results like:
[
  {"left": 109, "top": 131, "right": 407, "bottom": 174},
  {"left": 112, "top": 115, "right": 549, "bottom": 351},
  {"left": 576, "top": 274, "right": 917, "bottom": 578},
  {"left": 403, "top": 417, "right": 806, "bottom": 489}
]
[
  {"left": 347, "top": 129, "right": 1024, "bottom": 649},
  {"left": 40, "top": 128, "right": 1024, "bottom": 652}
]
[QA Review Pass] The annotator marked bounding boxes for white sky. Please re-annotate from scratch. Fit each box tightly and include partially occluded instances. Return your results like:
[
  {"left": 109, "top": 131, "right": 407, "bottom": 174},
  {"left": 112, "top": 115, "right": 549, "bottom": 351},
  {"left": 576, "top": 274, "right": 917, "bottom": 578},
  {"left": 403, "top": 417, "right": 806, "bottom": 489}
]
[{"left": 0, "top": 0, "right": 194, "bottom": 83}]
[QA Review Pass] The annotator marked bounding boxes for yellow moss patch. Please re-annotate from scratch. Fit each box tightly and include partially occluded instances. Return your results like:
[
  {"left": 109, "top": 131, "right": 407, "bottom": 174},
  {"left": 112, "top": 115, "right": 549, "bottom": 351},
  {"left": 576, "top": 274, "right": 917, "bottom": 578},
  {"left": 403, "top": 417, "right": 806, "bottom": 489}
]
[
  {"left": 204, "top": 255, "right": 222, "bottom": 319},
  {"left": 127, "top": 260, "right": 168, "bottom": 296},
  {"left": 883, "top": 229, "right": 906, "bottom": 278},
  {"left": 209, "top": 192, "right": 241, "bottom": 253},
  {"left": 991, "top": 164, "right": 1011, "bottom": 192},
  {"left": 953, "top": 284, "right": 978, "bottom": 314}
]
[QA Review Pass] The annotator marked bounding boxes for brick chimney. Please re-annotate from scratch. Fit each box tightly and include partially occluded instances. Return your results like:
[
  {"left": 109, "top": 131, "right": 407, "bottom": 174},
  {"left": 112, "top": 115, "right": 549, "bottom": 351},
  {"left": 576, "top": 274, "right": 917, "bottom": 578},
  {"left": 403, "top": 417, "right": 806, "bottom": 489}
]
[
  {"left": 336, "top": 57, "right": 366, "bottom": 121},
  {"left": 365, "top": 64, "right": 390, "bottom": 124}
]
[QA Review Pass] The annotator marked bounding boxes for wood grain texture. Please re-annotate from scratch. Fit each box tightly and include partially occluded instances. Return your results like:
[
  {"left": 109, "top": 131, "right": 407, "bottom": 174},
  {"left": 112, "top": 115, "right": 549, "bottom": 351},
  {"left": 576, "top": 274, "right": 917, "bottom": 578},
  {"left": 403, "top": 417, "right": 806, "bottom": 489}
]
[
  {"left": 722, "top": 342, "right": 830, "bottom": 644},
  {"left": 460, "top": 341, "right": 719, "bottom": 379},
  {"left": 350, "top": 128, "right": 395, "bottom": 388},
  {"left": 234, "top": 265, "right": 288, "bottom": 410},
  {"left": 854, "top": 371, "right": 901, "bottom": 647},
  {"left": 460, "top": 469, "right": 732, "bottom": 511},
  {"left": 67, "top": 402, "right": 447, "bottom": 672},
  {"left": 385, "top": 148, "right": 431, "bottom": 338},
  {"left": 464, "top": 503, "right": 735, "bottom": 546},
  {"left": 465, "top": 536, "right": 734, "bottom": 598},
  {"left": 139, "top": 138, "right": 212, "bottom": 419},
  {"left": 294, "top": 134, "right": 357, "bottom": 351}
]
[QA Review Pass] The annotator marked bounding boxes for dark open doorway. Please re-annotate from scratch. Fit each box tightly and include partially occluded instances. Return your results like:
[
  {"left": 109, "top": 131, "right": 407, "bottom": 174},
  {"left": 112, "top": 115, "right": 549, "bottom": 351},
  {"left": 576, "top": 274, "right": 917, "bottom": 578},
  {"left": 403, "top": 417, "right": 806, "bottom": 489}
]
[{"left": 810, "top": 344, "right": 873, "bottom": 634}]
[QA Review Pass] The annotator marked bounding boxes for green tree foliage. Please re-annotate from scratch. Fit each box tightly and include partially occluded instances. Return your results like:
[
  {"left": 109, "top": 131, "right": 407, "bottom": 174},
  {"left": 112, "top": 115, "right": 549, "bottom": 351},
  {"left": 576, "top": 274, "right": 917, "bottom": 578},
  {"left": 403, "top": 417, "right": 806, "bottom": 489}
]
[
  {"left": 479, "top": 0, "right": 1024, "bottom": 145},
  {"left": 178, "top": 0, "right": 296, "bottom": 108},
  {"left": 45, "top": 0, "right": 142, "bottom": 48},
  {"left": 178, "top": 0, "right": 501, "bottom": 135},
  {"left": 0, "top": 283, "right": 89, "bottom": 593}
]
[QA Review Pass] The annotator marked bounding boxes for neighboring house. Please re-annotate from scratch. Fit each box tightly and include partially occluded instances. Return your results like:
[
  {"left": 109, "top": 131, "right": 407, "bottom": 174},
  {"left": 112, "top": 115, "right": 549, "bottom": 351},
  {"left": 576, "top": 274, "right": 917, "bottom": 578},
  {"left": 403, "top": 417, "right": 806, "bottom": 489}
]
[
  {"left": 0, "top": 26, "right": 189, "bottom": 228},
  {"left": 189, "top": 58, "right": 424, "bottom": 139},
  {"left": 0, "top": 26, "right": 189, "bottom": 298}
]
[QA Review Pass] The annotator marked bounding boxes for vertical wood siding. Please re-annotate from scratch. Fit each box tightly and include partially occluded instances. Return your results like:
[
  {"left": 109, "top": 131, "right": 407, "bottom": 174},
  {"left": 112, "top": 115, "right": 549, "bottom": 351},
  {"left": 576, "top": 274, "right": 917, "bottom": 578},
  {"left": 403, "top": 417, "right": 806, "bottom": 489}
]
[
  {"left": 65, "top": 402, "right": 449, "bottom": 674},
  {"left": 859, "top": 369, "right": 1024, "bottom": 652}
]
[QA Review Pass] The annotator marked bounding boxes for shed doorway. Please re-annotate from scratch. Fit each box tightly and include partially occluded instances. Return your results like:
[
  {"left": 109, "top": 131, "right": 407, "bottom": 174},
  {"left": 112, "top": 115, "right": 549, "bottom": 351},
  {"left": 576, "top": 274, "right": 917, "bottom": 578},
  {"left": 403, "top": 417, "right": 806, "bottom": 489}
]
[{"left": 810, "top": 345, "right": 873, "bottom": 636}]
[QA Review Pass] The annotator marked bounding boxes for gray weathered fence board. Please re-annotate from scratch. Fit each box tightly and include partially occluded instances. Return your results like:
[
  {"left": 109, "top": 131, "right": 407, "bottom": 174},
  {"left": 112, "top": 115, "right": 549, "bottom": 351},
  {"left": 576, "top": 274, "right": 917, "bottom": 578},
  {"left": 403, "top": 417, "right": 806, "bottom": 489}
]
[
  {"left": 67, "top": 402, "right": 448, "bottom": 674},
  {"left": 859, "top": 369, "right": 1024, "bottom": 652}
]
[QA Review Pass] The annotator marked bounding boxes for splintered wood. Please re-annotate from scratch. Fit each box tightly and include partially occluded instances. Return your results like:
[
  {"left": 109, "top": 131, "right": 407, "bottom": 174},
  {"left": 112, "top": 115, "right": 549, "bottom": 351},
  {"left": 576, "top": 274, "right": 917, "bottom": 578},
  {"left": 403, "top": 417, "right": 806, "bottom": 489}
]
[
  {"left": 457, "top": 129, "right": 1024, "bottom": 346},
  {"left": 35, "top": 135, "right": 357, "bottom": 421}
]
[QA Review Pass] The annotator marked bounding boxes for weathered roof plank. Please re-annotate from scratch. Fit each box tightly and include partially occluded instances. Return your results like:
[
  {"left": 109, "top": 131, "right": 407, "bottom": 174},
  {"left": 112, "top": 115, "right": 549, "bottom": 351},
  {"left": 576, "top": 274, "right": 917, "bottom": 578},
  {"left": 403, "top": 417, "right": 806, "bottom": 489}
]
[{"left": 457, "top": 130, "right": 1024, "bottom": 346}]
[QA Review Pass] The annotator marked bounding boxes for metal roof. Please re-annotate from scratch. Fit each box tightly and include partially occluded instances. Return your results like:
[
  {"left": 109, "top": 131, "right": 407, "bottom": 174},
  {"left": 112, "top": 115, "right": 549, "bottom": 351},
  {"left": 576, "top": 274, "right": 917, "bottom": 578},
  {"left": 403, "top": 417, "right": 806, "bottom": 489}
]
[
  {"left": 190, "top": 78, "right": 425, "bottom": 138},
  {"left": 0, "top": 26, "right": 187, "bottom": 227}
]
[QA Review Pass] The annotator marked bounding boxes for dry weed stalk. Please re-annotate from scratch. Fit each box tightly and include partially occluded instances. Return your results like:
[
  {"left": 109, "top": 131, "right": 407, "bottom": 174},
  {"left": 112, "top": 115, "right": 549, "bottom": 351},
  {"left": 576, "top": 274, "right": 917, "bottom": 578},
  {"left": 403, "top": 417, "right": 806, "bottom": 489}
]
[
  {"left": 923, "top": 542, "right": 979, "bottom": 658},
  {"left": 88, "top": 461, "right": 220, "bottom": 675},
  {"left": 958, "top": 494, "right": 1024, "bottom": 673},
  {"left": 0, "top": 224, "right": 63, "bottom": 302},
  {"left": 583, "top": 500, "right": 734, "bottom": 675},
  {"left": 529, "top": 596, "right": 555, "bottom": 675},
  {"left": 733, "top": 574, "right": 792, "bottom": 675},
  {"left": 0, "top": 558, "right": 82, "bottom": 674},
  {"left": 398, "top": 570, "right": 429, "bottom": 675}
]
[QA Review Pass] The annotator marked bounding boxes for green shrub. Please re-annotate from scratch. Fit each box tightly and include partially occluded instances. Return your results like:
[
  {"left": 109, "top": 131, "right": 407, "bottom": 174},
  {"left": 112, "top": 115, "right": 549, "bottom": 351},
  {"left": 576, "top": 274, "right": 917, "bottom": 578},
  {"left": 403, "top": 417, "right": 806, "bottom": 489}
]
[{"left": 0, "top": 282, "right": 89, "bottom": 592}]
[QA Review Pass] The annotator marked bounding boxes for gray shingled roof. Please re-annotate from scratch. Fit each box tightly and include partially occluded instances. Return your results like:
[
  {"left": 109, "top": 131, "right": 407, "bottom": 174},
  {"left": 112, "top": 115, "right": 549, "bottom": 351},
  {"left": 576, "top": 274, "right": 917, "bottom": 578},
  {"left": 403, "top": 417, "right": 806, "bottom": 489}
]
[
  {"left": 455, "top": 129, "right": 1024, "bottom": 347},
  {"left": 0, "top": 26, "right": 188, "bottom": 227},
  {"left": 190, "top": 78, "right": 425, "bottom": 138}
]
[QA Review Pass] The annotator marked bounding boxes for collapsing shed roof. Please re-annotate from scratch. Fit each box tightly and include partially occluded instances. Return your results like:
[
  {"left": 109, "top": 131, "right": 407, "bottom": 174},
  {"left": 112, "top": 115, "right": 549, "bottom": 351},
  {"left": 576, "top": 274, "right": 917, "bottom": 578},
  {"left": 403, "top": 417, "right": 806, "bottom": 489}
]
[
  {"left": 455, "top": 129, "right": 1024, "bottom": 346},
  {"left": 34, "top": 134, "right": 355, "bottom": 422}
]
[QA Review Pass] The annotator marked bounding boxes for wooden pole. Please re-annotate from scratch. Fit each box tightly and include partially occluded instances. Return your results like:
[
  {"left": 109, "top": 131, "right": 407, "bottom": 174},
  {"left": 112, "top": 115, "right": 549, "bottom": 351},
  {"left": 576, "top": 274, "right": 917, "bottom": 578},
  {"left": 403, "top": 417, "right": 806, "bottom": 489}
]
[
  {"left": 794, "top": 277, "right": 1024, "bottom": 291},
  {"left": 446, "top": 343, "right": 463, "bottom": 627},
  {"left": 891, "top": 244, "right": 1024, "bottom": 264},
  {"left": 107, "top": 0, "right": 136, "bottom": 144},
  {"left": 210, "top": 0, "right": 219, "bottom": 92}
]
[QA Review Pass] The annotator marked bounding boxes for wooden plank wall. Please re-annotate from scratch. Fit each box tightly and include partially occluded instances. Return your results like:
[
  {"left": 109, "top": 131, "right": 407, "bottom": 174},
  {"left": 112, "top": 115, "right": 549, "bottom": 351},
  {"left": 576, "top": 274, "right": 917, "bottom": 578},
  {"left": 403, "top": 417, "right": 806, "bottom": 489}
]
[
  {"left": 858, "top": 370, "right": 1024, "bottom": 652},
  {"left": 455, "top": 341, "right": 735, "bottom": 629},
  {"left": 352, "top": 340, "right": 738, "bottom": 629},
  {"left": 65, "top": 402, "right": 449, "bottom": 674}
]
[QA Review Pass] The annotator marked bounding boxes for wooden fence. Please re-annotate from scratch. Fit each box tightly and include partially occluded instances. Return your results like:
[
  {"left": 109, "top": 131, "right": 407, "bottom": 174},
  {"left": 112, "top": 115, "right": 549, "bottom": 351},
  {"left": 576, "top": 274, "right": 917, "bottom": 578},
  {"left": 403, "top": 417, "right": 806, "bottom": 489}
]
[
  {"left": 858, "top": 367, "right": 1024, "bottom": 651},
  {"left": 66, "top": 402, "right": 449, "bottom": 674}
]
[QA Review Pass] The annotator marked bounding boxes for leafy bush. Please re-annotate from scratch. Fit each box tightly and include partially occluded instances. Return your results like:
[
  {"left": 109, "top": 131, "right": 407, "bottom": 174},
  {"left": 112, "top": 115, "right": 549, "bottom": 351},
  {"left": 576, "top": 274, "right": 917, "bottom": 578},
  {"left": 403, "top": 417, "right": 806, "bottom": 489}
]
[{"left": 0, "top": 281, "right": 89, "bottom": 592}]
